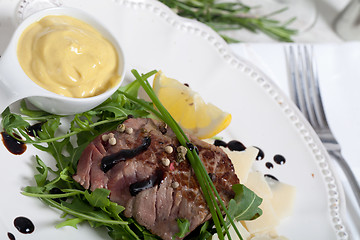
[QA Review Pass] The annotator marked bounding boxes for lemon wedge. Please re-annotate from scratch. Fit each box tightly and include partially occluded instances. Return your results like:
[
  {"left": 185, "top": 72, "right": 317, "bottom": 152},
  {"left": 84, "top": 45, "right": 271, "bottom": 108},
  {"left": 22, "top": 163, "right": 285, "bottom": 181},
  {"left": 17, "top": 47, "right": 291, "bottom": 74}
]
[{"left": 152, "top": 71, "right": 231, "bottom": 139}]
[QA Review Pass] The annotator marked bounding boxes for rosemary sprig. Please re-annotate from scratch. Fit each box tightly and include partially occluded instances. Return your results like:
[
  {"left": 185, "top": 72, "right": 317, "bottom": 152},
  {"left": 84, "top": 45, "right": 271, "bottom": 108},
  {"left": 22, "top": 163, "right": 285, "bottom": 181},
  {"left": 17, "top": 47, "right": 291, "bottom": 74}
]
[
  {"left": 131, "top": 69, "right": 243, "bottom": 240},
  {"left": 158, "top": 0, "right": 297, "bottom": 42}
]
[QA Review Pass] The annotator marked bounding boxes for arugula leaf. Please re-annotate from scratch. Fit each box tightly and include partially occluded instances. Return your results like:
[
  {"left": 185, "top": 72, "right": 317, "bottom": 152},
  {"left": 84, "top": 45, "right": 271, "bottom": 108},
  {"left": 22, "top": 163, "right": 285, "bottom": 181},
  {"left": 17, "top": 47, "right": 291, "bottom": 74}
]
[
  {"left": 34, "top": 156, "right": 49, "bottom": 186},
  {"left": 56, "top": 218, "right": 84, "bottom": 229},
  {"left": 108, "top": 225, "right": 140, "bottom": 240},
  {"left": 20, "top": 100, "right": 56, "bottom": 120},
  {"left": 173, "top": 218, "right": 190, "bottom": 239},
  {"left": 84, "top": 188, "right": 111, "bottom": 208},
  {"left": 59, "top": 167, "right": 73, "bottom": 182},
  {"left": 8, "top": 81, "right": 155, "bottom": 240},
  {"left": 62, "top": 197, "right": 93, "bottom": 214},
  {"left": 4, "top": 75, "right": 263, "bottom": 240},
  {"left": 74, "top": 131, "right": 97, "bottom": 148},
  {"left": 196, "top": 221, "right": 214, "bottom": 240},
  {"left": 227, "top": 184, "right": 263, "bottom": 221},
  {"left": 185, "top": 184, "right": 262, "bottom": 240},
  {"left": 118, "top": 79, "right": 141, "bottom": 97},
  {"left": 1, "top": 107, "right": 30, "bottom": 136},
  {"left": 23, "top": 186, "right": 45, "bottom": 194},
  {"left": 106, "top": 202, "right": 125, "bottom": 216}
]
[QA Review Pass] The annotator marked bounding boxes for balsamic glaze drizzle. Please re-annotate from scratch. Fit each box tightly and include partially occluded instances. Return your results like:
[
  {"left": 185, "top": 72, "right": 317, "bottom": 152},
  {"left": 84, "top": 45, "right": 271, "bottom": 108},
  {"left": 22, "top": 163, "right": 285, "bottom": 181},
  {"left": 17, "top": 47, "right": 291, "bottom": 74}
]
[
  {"left": 101, "top": 137, "right": 151, "bottom": 172},
  {"left": 129, "top": 170, "right": 164, "bottom": 196},
  {"left": 13, "top": 217, "right": 34, "bottom": 234},
  {"left": 1, "top": 132, "right": 26, "bottom": 155}
]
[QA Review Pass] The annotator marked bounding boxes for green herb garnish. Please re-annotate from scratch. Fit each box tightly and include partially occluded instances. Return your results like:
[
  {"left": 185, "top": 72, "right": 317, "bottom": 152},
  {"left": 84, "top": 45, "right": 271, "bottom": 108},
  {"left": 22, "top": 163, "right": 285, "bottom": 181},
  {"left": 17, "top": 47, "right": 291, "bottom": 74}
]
[
  {"left": 1, "top": 69, "right": 262, "bottom": 240},
  {"left": 131, "top": 69, "right": 262, "bottom": 240},
  {"left": 158, "top": 0, "right": 297, "bottom": 42}
]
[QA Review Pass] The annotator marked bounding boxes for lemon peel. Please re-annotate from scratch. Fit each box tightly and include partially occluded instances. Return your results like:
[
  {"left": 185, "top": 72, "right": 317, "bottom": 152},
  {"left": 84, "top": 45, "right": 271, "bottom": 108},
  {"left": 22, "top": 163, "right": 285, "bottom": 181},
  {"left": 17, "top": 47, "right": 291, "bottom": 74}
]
[{"left": 152, "top": 71, "right": 231, "bottom": 139}]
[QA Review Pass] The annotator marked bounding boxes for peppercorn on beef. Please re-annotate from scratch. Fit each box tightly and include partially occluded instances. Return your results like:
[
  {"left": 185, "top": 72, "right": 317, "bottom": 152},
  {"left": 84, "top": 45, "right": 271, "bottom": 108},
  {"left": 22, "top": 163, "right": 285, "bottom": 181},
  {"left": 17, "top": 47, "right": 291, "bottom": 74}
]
[{"left": 73, "top": 118, "right": 239, "bottom": 240}]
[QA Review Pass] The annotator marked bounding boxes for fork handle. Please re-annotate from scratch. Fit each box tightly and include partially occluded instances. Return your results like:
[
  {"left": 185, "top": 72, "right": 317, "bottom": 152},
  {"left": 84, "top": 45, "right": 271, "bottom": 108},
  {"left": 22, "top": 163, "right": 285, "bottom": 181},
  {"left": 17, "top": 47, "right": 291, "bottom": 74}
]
[{"left": 329, "top": 150, "right": 360, "bottom": 208}]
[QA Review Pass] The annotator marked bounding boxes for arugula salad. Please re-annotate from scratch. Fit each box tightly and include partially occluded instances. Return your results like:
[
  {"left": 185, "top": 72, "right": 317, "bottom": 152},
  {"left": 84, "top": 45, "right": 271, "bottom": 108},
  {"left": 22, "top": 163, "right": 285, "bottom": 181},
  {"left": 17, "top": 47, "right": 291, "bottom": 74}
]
[{"left": 1, "top": 70, "right": 263, "bottom": 240}]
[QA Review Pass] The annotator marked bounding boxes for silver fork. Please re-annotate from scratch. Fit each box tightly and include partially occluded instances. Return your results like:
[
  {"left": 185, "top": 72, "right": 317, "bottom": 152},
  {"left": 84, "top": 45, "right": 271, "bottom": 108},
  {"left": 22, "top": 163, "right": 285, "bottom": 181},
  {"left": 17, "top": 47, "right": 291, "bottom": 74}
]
[{"left": 286, "top": 44, "right": 360, "bottom": 208}]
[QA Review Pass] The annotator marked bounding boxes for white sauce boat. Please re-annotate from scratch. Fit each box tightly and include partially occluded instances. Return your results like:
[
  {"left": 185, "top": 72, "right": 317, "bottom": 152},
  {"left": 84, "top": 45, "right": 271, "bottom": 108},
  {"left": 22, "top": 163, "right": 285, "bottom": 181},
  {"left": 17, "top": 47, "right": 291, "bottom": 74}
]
[{"left": 0, "top": 7, "right": 125, "bottom": 115}]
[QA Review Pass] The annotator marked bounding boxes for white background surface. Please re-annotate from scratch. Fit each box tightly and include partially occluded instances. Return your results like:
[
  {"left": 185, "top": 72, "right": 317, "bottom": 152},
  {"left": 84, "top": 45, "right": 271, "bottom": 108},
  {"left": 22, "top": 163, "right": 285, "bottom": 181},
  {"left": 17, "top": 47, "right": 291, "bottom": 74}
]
[{"left": 0, "top": 0, "right": 359, "bottom": 239}]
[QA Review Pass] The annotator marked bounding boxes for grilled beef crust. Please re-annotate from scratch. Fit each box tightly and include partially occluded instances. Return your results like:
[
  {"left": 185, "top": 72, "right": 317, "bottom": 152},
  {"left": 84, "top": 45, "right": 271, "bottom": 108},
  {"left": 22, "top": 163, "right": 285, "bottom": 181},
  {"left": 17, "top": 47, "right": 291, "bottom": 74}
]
[{"left": 73, "top": 118, "right": 239, "bottom": 240}]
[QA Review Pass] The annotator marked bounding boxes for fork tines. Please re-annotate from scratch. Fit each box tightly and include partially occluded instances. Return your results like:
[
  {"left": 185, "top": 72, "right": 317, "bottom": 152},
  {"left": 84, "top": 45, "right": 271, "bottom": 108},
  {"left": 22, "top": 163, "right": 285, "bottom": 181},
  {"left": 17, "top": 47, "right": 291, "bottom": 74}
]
[
  {"left": 286, "top": 44, "right": 360, "bottom": 208},
  {"left": 286, "top": 45, "right": 328, "bottom": 130}
]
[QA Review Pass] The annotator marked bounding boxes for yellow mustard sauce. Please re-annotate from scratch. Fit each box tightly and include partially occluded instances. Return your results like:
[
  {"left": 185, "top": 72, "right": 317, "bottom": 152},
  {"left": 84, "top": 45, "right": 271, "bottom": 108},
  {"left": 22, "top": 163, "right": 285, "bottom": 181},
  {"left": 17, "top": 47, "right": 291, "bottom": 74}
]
[{"left": 17, "top": 15, "right": 120, "bottom": 98}]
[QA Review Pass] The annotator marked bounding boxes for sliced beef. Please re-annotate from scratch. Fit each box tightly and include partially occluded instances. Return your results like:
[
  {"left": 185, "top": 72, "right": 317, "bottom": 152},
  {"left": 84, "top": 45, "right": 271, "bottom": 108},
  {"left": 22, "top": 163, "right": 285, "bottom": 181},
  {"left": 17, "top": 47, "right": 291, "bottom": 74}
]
[{"left": 73, "top": 118, "right": 239, "bottom": 240}]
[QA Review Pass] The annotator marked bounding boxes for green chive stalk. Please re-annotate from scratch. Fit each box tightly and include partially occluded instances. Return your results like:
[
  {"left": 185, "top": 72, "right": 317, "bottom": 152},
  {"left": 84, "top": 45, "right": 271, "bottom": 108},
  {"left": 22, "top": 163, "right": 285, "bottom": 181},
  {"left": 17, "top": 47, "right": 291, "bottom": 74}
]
[{"left": 131, "top": 69, "right": 243, "bottom": 240}]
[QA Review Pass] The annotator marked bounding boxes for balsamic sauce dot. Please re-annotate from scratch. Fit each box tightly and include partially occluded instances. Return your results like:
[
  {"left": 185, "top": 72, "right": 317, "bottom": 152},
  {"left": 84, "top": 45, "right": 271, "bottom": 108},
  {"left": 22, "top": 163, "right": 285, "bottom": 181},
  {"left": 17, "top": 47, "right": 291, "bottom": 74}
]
[
  {"left": 227, "top": 140, "right": 246, "bottom": 152},
  {"left": 265, "top": 162, "right": 274, "bottom": 169},
  {"left": 1, "top": 132, "right": 27, "bottom": 155},
  {"left": 264, "top": 174, "right": 279, "bottom": 181},
  {"left": 184, "top": 83, "right": 189, "bottom": 87},
  {"left": 7, "top": 232, "right": 15, "bottom": 240},
  {"left": 194, "top": 146, "right": 199, "bottom": 155},
  {"left": 254, "top": 146, "right": 264, "bottom": 160},
  {"left": 127, "top": 114, "right": 134, "bottom": 119},
  {"left": 186, "top": 142, "right": 195, "bottom": 151},
  {"left": 213, "top": 139, "right": 227, "bottom": 148},
  {"left": 26, "top": 122, "right": 43, "bottom": 137},
  {"left": 13, "top": 216, "right": 34, "bottom": 234},
  {"left": 274, "top": 154, "right": 286, "bottom": 165},
  {"left": 159, "top": 125, "right": 167, "bottom": 135},
  {"left": 208, "top": 173, "right": 216, "bottom": 182}
]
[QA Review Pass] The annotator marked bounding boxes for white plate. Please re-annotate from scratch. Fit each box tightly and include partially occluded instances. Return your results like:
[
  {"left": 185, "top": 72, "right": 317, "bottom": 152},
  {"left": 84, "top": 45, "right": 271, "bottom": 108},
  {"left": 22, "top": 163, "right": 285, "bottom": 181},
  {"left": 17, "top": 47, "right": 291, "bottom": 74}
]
[{"left": 0, "top": 0, "right": 349, "bottom": 239}]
